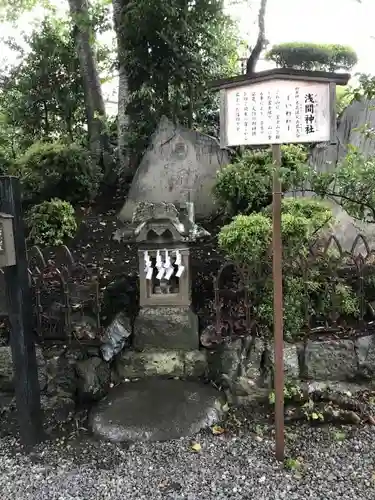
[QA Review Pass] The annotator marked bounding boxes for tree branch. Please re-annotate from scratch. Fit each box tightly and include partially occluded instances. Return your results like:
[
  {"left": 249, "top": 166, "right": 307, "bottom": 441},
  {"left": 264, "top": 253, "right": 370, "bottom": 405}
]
[{"left": 246, "top": 0, "right": 268, "bottom": 74}]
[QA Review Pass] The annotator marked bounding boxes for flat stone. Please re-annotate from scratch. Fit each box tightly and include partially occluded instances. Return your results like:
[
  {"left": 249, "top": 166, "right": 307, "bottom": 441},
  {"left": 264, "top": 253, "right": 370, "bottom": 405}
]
[
  {"left": 117, "top": 350, "right": 185, "bottom": 379},
  {"left": 90, "top": 379, "right": 224, "bottom": 442},
  {"left": 116, "top": 349, "right": 208, "bottom": 379},
  {"left": 133, "top": 306, "right": 199, "bottom": 350},
  {"left": 305, "top": 339, "right": 357, "bottom": 381}
]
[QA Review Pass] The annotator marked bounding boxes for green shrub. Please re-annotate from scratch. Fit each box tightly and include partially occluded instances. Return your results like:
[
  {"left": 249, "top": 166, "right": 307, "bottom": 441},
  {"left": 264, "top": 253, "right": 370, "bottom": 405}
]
[
  {"left": 265, "top": 42, "right": 357, "bottom": 72},
  {"left": 26, "top": 198, "right": 77, "bottom": 247},
  {"left": 214, "top": 145, "right": 308, "bottom": 216},
  {"left": 11, "top": 141, "right": 102, "bottom": 204},
  {"left": 218, "top": 198, "right": 359, "bottom": 339}
]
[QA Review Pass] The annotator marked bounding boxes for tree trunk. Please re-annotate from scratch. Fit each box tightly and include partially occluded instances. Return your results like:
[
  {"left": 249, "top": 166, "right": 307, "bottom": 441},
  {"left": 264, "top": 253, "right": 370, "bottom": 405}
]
[
  {"left": 246, "top": 0, "right": 268, "bottom": 74},
  {"left": 112, "top": 0, "right": 132, "bottom": 178},
  {"left": 67, "top": 0, "right": 113, "bottom": 176}
]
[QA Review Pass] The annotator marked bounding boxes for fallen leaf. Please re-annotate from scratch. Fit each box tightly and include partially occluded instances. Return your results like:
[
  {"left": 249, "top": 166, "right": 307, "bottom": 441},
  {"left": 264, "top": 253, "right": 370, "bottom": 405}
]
[
  {"left": 211, "top": 425, "right": 225, "bottom": 435},
  {"left": 190, "top": 442, "right": 202, "bottom": 452},
  {"left": 368, "top": 415, "right": 375, "bottom": 425}
]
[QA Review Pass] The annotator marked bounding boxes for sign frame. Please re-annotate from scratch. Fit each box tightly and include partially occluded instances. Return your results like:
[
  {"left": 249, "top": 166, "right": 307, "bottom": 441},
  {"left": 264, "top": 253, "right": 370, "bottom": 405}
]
[{"left": 211, "top": 68, "right": 350, "bottom": 463}]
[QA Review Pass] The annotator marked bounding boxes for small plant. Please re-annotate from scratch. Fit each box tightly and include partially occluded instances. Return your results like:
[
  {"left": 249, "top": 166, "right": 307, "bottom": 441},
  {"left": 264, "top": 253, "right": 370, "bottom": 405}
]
[
  {"left": 213, "top": 145, "right": 307, "bottom": 216},
  {"left": 26, "top": 198, "right": 77, "bottom": 247},
  {"left": 269, "top": 383, "right": 303, "bottom": 405},
  {"left": 302, "top": 399, "right": 324, "bottom": 422},
  {"left": 284, "top": 457, "right": 303, "bottom": 472}
]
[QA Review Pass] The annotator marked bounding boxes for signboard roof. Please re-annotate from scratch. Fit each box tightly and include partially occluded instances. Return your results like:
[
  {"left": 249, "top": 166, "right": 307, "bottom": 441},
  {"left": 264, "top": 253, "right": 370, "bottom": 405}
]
[{"left": 210, "top": 68, "right": 351, "bottom": 91}]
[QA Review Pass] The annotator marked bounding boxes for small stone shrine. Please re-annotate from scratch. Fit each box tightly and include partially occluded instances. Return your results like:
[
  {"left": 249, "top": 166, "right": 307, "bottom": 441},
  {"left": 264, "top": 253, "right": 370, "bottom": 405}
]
[{"left": 120, "top": 201, "right": 210, "bottom": 352}]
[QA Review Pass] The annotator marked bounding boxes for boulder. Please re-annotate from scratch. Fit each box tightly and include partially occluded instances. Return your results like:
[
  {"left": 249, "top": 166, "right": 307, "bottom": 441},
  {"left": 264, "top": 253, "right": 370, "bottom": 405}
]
[
  {"left": 118, "top": 116, "right": 229, "bottom": 222},
  {"left": 304, "top": 339, "right": 357, "bottom": 381}
]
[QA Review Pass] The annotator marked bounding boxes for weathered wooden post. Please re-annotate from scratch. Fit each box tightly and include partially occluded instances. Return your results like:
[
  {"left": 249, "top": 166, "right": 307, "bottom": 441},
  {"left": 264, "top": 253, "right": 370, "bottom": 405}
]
[
  {"left": 211, "top": 68, "right": 350, "bottom": 461},
  {"left": 0, "top": 176, "right": 43, "bottom": 446}
]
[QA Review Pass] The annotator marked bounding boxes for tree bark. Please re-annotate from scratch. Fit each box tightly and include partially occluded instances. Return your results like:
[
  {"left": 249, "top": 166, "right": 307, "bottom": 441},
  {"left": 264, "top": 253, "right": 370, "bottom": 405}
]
[
  {"left": 67, "top": 0, "right": 112, "bottom": 174},
  {"left": 112, "top": 0, "right": 132, "bottom": 178},
  {"left": 246, "top": 0, "right": 268, "bottom": 74}
]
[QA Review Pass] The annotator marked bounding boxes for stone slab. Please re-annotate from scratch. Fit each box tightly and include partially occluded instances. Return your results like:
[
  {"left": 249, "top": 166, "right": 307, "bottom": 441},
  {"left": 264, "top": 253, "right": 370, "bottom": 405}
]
[
  {"left": 90, "top": 379, "right": 225, "bottom": 442},
  {"left": 133, "top": 306, "right": 199, "bottom": 351},
  {"left": 304, "top": 339, "right": 357, "bottom": 381},
  {"left": 116, "top": 349, "right": 207, "bottom": 379}
]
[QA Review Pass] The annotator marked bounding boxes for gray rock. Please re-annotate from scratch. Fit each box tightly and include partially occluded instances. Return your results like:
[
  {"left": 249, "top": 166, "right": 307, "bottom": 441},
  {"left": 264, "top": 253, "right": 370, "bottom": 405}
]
[
  {"left": 101, "top": 312, "right": 132, "bottom": 362},
  {"left": 269, "top": 342, "right": 301, "bottom": 379},
  {"left": 207, "top": 339, "right": 243, "bottom": 383},
  {"left": 356, "top": 334, "right": 375, "bottom": 365},
  {"left": 133, "top": 306, "right": 199, "bottom": 351},
  {"left": 118, "top": 116, "right": 228, "bottom": 222},
  {"left": 305, "top": 339, "right": 357, "bottom": 381},
  {"left": 90, "top": 379, "right": 225, "bottom": 442},
  {"left": 76, "top": 357, "right": 110, "bottom": 401},
  {"left": 0, "top": 346, "right": 46, "bottom": 392}
]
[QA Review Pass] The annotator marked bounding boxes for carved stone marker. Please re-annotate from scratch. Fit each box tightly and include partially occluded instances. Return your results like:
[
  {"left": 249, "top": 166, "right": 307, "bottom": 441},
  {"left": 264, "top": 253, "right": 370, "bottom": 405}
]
[{"left": 119, "top": 201, "right": 209, "bottom": 351}]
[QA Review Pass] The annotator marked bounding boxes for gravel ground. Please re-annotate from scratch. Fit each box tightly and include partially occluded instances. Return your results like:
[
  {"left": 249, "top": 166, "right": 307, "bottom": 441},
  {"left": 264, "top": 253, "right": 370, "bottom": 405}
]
[{"left": 0, "top": 423, "right": 374, "bottom": 500}]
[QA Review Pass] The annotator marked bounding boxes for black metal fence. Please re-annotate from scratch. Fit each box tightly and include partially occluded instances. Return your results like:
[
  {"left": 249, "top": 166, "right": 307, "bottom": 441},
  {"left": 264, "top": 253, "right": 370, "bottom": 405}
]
[
  {"left": 0, "top": 245, "right": 101, "bottom": 344},
  {"left": 213, "top": 234, "right": 375, "bottom": 343}
]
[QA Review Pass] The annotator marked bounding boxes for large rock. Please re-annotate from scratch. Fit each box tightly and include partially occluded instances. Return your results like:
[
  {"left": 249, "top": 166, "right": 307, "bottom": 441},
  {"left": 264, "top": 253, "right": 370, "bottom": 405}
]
[
  {"left": 0, "top": 346, "right": 46, "bottom": 392},
  {"left": 304, "top": 339, "right": 357, "bottom": 381},
  {"left": 118, "top": 116, "right": 229, "bottom": 222},
  {"left": 90, "top": 379, "right": 225, "bottom": 442}
]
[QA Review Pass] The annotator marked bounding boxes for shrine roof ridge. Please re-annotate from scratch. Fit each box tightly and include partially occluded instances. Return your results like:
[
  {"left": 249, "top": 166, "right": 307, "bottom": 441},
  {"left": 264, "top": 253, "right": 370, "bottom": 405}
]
[{"left": 209, "top": 68, "right": 351, "bottom": 91}]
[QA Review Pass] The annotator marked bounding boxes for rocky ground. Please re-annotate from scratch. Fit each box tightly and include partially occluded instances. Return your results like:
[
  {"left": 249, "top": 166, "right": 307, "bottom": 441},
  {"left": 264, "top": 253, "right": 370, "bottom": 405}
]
[{"left": 0, "top": 402, "right": 374, "bottom": 500}]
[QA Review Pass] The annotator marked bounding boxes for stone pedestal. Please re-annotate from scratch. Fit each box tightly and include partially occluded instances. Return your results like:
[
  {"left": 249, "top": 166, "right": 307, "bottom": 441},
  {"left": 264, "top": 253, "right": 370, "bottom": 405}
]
[{"left": 133, "top": 306, "right": 199, "bottom": 351}]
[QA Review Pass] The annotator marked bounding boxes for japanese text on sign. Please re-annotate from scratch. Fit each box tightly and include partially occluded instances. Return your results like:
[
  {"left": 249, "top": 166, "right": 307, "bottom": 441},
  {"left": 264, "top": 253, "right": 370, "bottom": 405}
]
[
  {"left": 223, "top": 79, "right": 331, "bottom": 146},
  {"left": 0, "top": 224, "right": 4, "bottom": 253}
]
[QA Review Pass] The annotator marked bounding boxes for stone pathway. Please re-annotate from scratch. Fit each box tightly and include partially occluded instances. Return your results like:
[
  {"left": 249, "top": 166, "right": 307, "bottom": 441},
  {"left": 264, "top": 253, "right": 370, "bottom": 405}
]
[{"left": 90, "top": 379, "right": 225, "bottom": 442}]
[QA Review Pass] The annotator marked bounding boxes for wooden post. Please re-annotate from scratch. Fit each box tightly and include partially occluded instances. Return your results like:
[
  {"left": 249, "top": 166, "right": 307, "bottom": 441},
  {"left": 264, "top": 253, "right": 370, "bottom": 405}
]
[
  {"left": 271, "top": 145, "right": 285, "bottom": 462},
  {"left": 0, "top": 176, "right": 43, "bottom": 446}
]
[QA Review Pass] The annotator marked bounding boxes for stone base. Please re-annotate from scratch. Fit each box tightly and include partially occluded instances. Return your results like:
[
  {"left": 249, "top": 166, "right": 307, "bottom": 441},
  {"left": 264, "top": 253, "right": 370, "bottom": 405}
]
[
  {"left": 90, "top": 379, "right": 225, "bottom": 442},
  {"left": 133, "top": 306, "right": 199, "bottom": 350},
  {"left": 115, "top": 349, "right": 207, "bottom": 380}
]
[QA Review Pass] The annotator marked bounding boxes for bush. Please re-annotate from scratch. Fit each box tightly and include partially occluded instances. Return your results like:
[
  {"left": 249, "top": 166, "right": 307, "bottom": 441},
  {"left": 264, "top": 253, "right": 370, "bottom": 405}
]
[
  {"left": 26, "top": 198, "right": 77, "bottom": 247},
  {"left": 213, "top": 145, "right": 308, "bottom": 216},
  {"left": 218, "top": 198, "right": 358, "bottom": 339},
  {"left": 11, "top": 141, "right": 102, "bottom": 204},
  {"left": 265, "top": 42, "right": 357, "bottom": 72}
]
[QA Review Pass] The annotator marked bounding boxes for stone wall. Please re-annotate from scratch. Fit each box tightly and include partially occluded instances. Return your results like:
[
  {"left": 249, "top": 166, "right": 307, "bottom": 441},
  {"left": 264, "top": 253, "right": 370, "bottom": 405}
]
[
  {"left": 207, "top": 334, "right": 375, "bottom": 405},
  {"left": 2, "top": 331, "right": 373, "bottom": 412}
]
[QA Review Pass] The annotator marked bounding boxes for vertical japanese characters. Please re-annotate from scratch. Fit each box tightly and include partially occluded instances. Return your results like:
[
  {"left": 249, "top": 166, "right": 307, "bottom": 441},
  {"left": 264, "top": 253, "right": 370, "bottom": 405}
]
[{"left": 226, "top": 81, "right": 329, "bottom": 146}]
